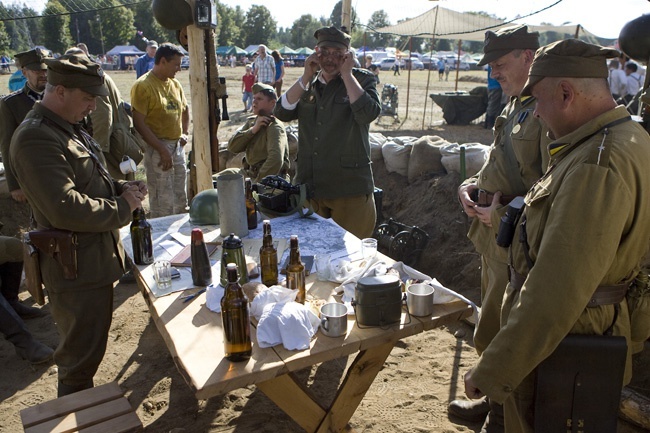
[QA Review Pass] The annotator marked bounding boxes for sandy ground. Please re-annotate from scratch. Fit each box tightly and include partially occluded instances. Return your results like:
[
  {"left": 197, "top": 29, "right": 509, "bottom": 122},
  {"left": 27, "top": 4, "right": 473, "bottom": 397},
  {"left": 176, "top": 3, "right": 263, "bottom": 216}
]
[{"left": 1, "top": 68, "right": 649, "bottom": 432}]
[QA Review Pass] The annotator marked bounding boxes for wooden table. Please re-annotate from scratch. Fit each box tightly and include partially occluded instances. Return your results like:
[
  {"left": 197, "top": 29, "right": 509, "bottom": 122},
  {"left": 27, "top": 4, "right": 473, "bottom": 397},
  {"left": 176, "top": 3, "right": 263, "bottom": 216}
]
[{"left": 125, "top": 214, "right": 472, "bottom": 432}]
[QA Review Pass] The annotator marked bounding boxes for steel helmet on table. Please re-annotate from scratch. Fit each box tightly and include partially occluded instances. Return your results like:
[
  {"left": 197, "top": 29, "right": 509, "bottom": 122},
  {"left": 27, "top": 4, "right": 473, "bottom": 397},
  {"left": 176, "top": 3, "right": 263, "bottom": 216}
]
[{"left": 189, "top": 189, "right": 220, "bottom": 225}]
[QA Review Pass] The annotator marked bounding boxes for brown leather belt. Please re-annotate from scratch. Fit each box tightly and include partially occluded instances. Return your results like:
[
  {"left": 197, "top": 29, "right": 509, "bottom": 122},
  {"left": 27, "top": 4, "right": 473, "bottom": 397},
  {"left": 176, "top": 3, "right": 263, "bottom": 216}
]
[
  {"left": 477, "top": 189, "right": 518, "bottom": 207},
  {"left": 509, "top": 268, "right": 629, "bottom": 308}
]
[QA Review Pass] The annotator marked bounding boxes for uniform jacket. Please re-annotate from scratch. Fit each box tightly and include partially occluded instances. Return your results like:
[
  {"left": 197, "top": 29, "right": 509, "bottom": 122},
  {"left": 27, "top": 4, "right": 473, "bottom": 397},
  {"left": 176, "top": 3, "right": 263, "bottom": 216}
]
[
  {"left": 472, "top": 106, "right": 650, "bottom": 403},
  {"left": 274, "top": 68, "right": 380, "bottom": 199},
  {"left": 0, "top": 83, "right": 40, "bottom": 191},
  {"left": 463, "top": 96, "right": 550, "bottom": 262},
  {"left": 10, "top": 102, "right": 132, "bottom": 293},
  {"left": 227, "top": 115, "right": 290, "bottom": 182}
]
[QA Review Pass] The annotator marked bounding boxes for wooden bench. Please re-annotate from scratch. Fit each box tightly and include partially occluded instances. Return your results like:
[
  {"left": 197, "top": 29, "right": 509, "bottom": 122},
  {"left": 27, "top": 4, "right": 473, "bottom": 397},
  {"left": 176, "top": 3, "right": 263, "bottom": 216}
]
[{"left": 20, "top": 381, "right": 142, "bottom": 433}]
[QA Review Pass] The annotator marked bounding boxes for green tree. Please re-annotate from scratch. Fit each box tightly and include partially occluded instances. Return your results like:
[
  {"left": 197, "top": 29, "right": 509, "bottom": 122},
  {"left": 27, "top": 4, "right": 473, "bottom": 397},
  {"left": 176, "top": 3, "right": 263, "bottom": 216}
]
[
  {"left": 22, "top": 6, "right": 42, "bottom": 47},
  {"left": 131, "top": 1, "right": 174, "bottom": 50},
  {"left": 0, "top": 21, "right": 10, "bottom": 53},
  {"left": 329, "top": 1, "right": 358, "bottom": 31},
  {"left": 3, "top": 4, "right": 34, "bottom": 52},
  {"left": 367, "top": 10, "right": 391, "bottom": 48},
  {"left": 242, "top": 5, "right": 276, "bottom": 47},
  {"left": 216, "top": 3, "right": 241, "bottom": 47},
  {"left": 289, "top": 14, "right": 321, "bottom": 48},
  {"left": 95, "top": 1, "right": 134, "bottom": 53},
  {"left": 42, "top": 0, "right": 73, "bottom": 54}
]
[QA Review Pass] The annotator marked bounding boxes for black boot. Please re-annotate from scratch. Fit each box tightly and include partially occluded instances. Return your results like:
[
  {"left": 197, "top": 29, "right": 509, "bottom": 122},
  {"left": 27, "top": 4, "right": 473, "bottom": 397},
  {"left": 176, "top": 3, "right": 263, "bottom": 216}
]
[
  {"left": 480, "top": 400, "right": 505, "bottom": 433},
  {"left": 15, "top": 339, "right": 54, "bottom": 364},
  {"left": 0, "top": 292, "right": 52, "bottom": 364},
  {"left": 58, "top": 379, "right": 94, "bottom": 397},
  {"left": 448, "top": 396, "right": 490, "bottom": 422}
]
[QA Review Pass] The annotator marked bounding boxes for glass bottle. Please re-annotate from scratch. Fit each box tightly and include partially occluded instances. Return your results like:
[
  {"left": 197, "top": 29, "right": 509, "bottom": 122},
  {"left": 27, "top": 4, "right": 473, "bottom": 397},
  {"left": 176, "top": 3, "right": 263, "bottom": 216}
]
[
  {"left": 190, "top": 228, "right": 213, "bottom": 287},
  {"left": 259, "top": 220, "right": 278, "bottom": 286},
  {"left": 286, "top": 235, "right": 306, "bottom": 304},
  {"left": 221, "top": 263, "right": 252, "bottom": 362},
  {"left": 130, "top": 207, "right": 154, "bottom": 265},
  {"left": 245, "top": 177, "right": 257, "bottom": 230}
]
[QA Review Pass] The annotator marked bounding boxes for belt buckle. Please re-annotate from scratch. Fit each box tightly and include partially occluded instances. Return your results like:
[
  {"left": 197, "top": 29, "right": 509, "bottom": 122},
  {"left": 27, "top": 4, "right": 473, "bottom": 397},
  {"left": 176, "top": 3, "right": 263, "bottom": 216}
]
[{"left": 477, "top": 189, "right": 490, "bottom": 207}]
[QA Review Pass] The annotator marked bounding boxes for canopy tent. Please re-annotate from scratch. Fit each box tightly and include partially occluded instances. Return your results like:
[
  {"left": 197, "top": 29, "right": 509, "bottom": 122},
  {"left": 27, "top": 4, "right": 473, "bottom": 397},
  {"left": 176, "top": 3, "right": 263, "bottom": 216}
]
[
  {"left": 106, "top": 45, "right": 145, "bottom": 70},
  {"left": 278, "top": 46, "right": 298, "bottom": 55},
  {"left": 216, "top": 46, "right": 247, "bottom": 56},
  {"left": 295, "top": 47, "right": 314, "bottom": 55}
]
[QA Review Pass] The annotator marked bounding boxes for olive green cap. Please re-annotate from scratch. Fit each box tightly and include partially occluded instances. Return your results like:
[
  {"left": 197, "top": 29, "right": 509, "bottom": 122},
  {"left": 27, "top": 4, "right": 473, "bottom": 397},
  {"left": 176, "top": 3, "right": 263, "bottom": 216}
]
[
  {"left": 252, "top": 82, "right": 276, "bottom": 99},
  {"left": 44, "top": 53, "right": 108, "bottom": 97},
  {"left": 477, "top": 25, "right": 540, "bottom": 67},
  {"left": 521, "top": 39, "right": 620, "bottom": 96},
  {"left": 15, "top": 48, "right": 52, "bottom": 71},
  {"left": 314, "top": 26, "right": 350, "bottom": 50}
]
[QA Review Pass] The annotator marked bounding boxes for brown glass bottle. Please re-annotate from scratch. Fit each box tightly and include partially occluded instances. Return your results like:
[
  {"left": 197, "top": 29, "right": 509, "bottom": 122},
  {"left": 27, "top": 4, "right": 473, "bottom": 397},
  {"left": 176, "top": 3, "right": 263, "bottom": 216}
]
[
  {"left": 286, "top": 235, "right": 306, "bottom": 303},
  {"left": 259, "top": 220, "right": 278, "bottom": 286},
  {"left": 245, "top": 177, "right": 257, "bottom": 230},
  {"left": 220, "top": 263, "right": 252, "bottom": 362},
  {"left": 130, "top": 207, "right": 154, "bottom": 265},
  {"left": 191, "top": 228, "right": 213, "bottom": 287}
]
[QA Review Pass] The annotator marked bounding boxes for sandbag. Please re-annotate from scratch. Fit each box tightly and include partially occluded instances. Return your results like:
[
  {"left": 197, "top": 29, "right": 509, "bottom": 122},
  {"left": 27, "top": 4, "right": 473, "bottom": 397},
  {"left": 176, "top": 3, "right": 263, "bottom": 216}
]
[
  {"left": 407, "top": 135, "right": 448, "bottom": 182},
  {"left": 369, "top": 132, "right": 387, "bottom": 162},
  {"left": 381, "top": 141, "right": 412, "bottom": 177},
  {"left": 439, "top": 142, "right": 489, "bottom": 177}
]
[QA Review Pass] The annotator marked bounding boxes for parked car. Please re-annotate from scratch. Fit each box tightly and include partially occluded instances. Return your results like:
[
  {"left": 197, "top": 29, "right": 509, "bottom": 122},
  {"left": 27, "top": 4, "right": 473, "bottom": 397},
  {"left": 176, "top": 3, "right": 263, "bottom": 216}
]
[
  {"left": 181, "top": 56, "right": 190, "bottom": 70},
  {"left": 375, "top": 57, "right": 397, "bottom": 71},
  {"left": 402, "top": 57, "right": 424, "bottom": 70},
  {"left": 449, "top": 61, "right": 470, "bottom": 71}
]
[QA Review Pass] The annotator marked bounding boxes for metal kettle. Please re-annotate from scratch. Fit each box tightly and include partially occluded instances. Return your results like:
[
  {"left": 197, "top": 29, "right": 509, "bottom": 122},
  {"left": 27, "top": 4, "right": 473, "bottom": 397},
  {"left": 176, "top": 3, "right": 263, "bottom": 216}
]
[{"left": 220, "top": 233, "right": 248, "bottom": 286}]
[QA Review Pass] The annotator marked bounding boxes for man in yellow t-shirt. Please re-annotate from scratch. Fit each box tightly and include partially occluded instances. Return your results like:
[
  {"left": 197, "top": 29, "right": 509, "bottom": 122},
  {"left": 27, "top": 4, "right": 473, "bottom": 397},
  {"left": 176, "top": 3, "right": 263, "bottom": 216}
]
[{"left": 131, "top": 42, "right": 189, "bottom": 217}]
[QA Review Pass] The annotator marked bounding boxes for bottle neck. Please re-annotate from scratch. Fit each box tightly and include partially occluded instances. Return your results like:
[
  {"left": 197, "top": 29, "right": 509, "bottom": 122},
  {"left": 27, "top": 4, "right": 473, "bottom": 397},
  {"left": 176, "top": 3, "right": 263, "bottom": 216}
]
[{"left": 289, "top": 246, "right": 300, "bottom": 264}]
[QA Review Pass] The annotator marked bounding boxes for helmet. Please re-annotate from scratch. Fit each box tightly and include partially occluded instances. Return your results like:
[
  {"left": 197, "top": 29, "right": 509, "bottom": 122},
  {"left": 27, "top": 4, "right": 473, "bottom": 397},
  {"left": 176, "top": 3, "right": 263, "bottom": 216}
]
[
  {"left": 152, "top": 0, "right": 194, "bottom": 31},
  {"left": 618, "top": 15, "right": 650, "bottom": 63},
  {"left": 189, "top": 189, "right": 220, "bottom": 225}
]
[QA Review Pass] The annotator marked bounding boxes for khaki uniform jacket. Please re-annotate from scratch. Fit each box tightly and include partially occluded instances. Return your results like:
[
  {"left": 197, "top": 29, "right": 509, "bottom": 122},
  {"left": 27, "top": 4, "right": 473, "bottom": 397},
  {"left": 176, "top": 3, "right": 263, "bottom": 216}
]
[
  {"left": 463, "top": 96, "right": 550, "bottom": 262},
  {"left": 274, "top": 68, "right": 380, "bottom": 199},
  {"left": 10, "top": 102, "right": 132, "bottom": 293},
  {"left": 227, "top": 115, "right": 290, "bottom": 182},
  {"left": 0, "top": 84, "right": 39, "bottom": 191},
  {"left": 472, "top": 106, "right": 650, "bottom": 403}
]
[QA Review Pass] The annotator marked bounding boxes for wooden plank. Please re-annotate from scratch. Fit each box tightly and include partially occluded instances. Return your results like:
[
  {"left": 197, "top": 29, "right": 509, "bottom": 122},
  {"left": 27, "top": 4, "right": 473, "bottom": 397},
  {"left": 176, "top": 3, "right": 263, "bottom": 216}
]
[
  {"left": 316, "top": 342, "right": 396, "bottom": 433},
  {"left": 257, "top": 373, "right": 327, "bottom": 432},
  {"left": 77, "top": 412, "right": 141, "bottom": 433},
  {"left": 620, "top": 386, "right": 650, "bottom": 429},
  {"left": 25, "top": 398, "right": 133, "bottom": 433},
  {"left": 21, "top": 382, "right": 123, "bottom": 428}
]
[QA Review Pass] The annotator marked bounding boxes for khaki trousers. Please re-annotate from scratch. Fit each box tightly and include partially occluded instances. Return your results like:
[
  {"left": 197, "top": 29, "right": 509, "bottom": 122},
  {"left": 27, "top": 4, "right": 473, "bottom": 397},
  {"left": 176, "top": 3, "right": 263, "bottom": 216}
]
[
  {"left": 473, "top": 254, "right": 509, "bottom": 354},
  {"left": 310, "top": 194, "right": 376, "bottom": 239}
]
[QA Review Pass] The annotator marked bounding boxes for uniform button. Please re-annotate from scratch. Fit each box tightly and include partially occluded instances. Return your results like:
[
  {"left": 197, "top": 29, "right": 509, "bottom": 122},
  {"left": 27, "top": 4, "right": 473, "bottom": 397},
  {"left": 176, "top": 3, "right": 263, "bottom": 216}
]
[
  {"left": 317, "top": 122, "right": 322, "bottom": 126},
  {"left": 314, "top": 151, "right": 318, "bottom": 156},
  {"left": 314, "top": 137, "right": 319, "bottom": 141},
  {"left": 320, "top": 106, "right": 324, "bottom": 109}
]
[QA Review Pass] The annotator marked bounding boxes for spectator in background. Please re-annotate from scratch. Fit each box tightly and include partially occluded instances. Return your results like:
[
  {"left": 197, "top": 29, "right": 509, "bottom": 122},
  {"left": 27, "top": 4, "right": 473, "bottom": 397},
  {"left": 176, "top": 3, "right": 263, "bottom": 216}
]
[
  {"left": 393, "top": 57, "right": 401, "bottom": 76},
  {"left": 444, "top": 63, "right": 450, "bottom": 81},
  {"left": 0, "top": 53, "right": 11, "bottom": 72},
  {"left": 364, "top": 54, "right": 373, "bottom": 69},
  {"left": 621, "top": 61, "right": 643, "bottom": 114},
  {"left": 135, "top": 40, "right": 157, "bottom": 78},
  {"left": 241, "top": 64, "right": 255, "bottom": 112},
  {"left": 271, "top": 50, "right": 285, "bottom": 95},
  {"left": 438, "top": 58, "right": 445, "bottom": 80},
  {"left": 254, "top": 45, "right": 275, "bottom": 86},
  {"left": 608, "top": 59, "right": 626, "bottom": 100},
  {"left": 485, "top": 65, "right": 504, "bottom": 129}
]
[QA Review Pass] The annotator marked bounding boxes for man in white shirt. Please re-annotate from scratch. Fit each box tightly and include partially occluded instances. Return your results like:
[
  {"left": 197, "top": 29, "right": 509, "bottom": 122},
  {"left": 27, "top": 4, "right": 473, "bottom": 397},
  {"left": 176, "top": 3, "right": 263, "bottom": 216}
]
[{"left": 608, "top": 59, "right": 626, "bottom": 100}]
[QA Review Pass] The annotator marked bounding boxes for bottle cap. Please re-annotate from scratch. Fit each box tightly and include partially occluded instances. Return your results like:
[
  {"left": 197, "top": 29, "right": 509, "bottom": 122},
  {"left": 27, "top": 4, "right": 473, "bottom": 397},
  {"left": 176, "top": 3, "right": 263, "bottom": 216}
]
[{"left": 191, "top": 228, "right": 204, "bottom": 242}]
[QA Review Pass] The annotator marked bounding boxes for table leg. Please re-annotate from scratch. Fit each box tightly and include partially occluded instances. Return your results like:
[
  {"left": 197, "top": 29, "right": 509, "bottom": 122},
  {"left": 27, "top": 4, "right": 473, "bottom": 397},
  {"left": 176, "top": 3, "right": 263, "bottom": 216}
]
[{"left": 257, "top": 341, "right": 394, "bottom": 433}]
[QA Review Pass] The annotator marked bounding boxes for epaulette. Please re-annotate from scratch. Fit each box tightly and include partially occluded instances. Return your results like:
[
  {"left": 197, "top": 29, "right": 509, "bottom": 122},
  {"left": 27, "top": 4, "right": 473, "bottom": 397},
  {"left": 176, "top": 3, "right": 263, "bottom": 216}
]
[
  {"left": 20, "top": 115, "right": 43, "bottom": 127},
  {"left": 1, "top": 88, "right": 25, "bottom": 102}
]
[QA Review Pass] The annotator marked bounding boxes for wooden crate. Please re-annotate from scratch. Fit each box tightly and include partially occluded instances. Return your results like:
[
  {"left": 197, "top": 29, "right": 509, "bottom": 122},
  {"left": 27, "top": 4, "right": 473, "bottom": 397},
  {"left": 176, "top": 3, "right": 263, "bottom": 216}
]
[{"left": 20, "top": 381, "right": 142, "bottom": 433}]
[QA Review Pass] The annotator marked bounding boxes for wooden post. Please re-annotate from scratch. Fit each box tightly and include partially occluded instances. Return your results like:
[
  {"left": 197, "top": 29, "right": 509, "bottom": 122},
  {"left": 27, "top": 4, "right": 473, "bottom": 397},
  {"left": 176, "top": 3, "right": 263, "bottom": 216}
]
[
  {"left": 341, "top": 0, "right": 352, "bottom": 30},
  {"left": 185, "top": 1, "right": 213, "bottom": 196}
]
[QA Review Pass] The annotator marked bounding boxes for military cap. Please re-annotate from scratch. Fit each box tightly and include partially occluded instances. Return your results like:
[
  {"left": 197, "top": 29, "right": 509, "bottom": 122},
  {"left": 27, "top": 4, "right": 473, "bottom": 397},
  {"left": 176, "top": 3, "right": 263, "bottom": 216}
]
[
  {"left": 314, "top": 26, "right": 351, "bottom": 50},
  {"left": 45, "top": 53, "right": 108, "bottom": 97},
  {"left": 521, "top": 39, "right": 620, "bottom": 96},
  {"left": 14, "top": 48, "right": 52, "bottom": 71},
  {"left": 147, "top": 40, "right": 159, "bottom": 48},
  {"left": 477, "top": 25, "right": 540, "bottom": 67},
  {"left": 252, "top": 82, "right": 277, "bottom": 99}
]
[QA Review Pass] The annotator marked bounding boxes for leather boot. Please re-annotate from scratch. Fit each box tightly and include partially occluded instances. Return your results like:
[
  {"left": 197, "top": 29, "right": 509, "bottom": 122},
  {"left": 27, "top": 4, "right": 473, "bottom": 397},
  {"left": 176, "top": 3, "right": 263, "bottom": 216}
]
[
  {"left": 1, "top": 293, "right": 53, "bottom": 364},
  {"left": 0, "top": 261, "right": 23, "bottom": 302},
  {"left": 448, "top": 396, "right": 490, "bottom": 422},
  {"left": 15, "top": 339, "right": 54, "bottom": 364},
  {"left": 58, "top": 380, "right": 94, "bottom": 397},
  {"left": 9, "top": 300, "right": 46, "bottom": 319},
  {"left": 480, "top": 400, "right": 505, "bottom": 433}
]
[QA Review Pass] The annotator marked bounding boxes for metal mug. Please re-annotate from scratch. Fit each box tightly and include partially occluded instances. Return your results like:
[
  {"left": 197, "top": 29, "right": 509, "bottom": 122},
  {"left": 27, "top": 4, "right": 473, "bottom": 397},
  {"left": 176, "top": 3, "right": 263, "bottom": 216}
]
[
  {"left": 320, "top": 302, "right": 348, "bottom": 337},
  {"left": 119, "top": 155, "right": 137, "bottom": 174},
  {"left": 406, "top": 283, "right": 434, "bottom": 316}
]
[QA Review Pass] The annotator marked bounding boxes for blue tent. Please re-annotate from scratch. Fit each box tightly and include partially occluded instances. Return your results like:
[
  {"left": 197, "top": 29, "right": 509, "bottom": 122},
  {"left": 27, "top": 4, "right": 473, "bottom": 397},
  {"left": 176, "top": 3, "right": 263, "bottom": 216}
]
[{"left": 106, "top": 45, "right": 145, "bottom": 70}]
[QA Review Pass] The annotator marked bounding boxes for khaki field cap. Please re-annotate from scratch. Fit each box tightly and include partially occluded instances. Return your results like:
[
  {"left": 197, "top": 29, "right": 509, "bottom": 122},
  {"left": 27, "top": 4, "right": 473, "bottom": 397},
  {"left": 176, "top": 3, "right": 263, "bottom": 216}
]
[
  {"left": 314, "top": 26, "right": 351, "bottom": 50},
  {"left": 15, "top": 48, "right": 53, "bottom": 71},
  {"left": 252, "top": 82, "right": 276, "bottom": 98},
  {"left": 45, "top": 53, "right": 108, "bottom": 97},
  {"left": 521, "top": 39, "right": 620, "bottom": 96},
  {"left": 477, "top": 25, "right": 540, "bottom": 67}
]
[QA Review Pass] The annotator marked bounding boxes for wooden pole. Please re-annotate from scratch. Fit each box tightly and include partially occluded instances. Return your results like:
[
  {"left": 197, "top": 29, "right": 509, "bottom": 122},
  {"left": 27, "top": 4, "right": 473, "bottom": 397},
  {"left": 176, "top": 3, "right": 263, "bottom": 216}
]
[
  {"left": 455, "top": 39, "right": 461, "bottom": 92},
  {"left": 185, "top": 1, "right": 213, "bottom": 196},
  {"left": 341, "top": 0, "right": 352, "bottom": 31},
  {"left": 421, "top": 6, "right": 439, "bottom": 130}
]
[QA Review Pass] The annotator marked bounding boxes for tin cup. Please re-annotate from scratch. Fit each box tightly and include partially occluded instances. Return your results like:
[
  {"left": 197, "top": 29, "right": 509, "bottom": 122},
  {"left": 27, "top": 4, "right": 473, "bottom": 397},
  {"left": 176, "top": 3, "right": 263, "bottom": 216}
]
[
  {"left": 119, "top": 155, "right": 137, "bottom": 174},
  {"left": 406, "top": 283, "right": 434, "bottom": 316},
  {"left": 320, "top": 302, "right": 348, "bottom": 337},
  {"left": 153, "top": 260, "right": 173, "bottom": 293}
]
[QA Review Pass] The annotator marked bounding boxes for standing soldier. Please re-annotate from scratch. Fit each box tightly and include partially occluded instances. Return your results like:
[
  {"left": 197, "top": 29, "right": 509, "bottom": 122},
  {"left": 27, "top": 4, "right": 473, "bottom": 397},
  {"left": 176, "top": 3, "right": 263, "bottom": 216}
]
[
  {"left": 452, "top": 25, "right": 549, "bottom": 431},
  {"left": 0, "top": 48, "right": 52, "bottom": 202}
]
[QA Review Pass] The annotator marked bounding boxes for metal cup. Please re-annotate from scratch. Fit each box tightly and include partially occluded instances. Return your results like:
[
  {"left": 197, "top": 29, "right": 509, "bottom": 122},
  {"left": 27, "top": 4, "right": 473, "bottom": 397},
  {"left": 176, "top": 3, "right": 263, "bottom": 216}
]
[
  {"left": 320, "top": 302, "right": 348, "bottom": 337},
  {"left": 153, "top": 260, "right": 173, "bottom": 293},
  {"left": 119, "top": 155, "right": 137, "bottom": 174},
  {"left": 406, "top": 283, "right": 434, "bottom": 316}
]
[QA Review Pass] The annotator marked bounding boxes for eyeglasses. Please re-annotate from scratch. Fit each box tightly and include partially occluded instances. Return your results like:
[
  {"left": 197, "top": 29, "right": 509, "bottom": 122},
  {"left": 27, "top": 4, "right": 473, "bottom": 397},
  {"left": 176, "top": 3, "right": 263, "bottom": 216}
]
[{"left": 318, "top": 49, "right": 346, "bottom": 60}]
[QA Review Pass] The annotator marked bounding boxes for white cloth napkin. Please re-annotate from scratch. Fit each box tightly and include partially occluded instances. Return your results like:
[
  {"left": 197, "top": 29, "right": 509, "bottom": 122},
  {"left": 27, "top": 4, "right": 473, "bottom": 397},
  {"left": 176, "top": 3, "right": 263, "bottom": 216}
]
[
  {"left": 256, "top": 302, "right": 320, "bottom": 350},
  {"left": 250, "top": 285, "right": 296, "bottom": 319},
  {"left": 205, "top": 284, "right": 225, "bottom": 313}
]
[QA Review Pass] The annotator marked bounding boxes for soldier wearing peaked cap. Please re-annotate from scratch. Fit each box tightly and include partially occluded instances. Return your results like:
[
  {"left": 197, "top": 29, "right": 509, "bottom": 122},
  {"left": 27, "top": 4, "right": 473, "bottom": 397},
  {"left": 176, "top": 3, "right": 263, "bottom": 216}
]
[
  {"left": 0, "top": 48, "right": 52, "bottom": 203},
  {"left": 227, "top": 82, "right": 290, "bottom": 182},
  {"left": 464, "top": 39, "right": 650, "bottom": 432},
  {"left": 10, "top": 52, "right": 148, "bottom": 397},
  {"left": 452, "top": 25, "right": 551, "bottom": 430},
  {"left": 274, "top": 26, "right": 381, "bottom": 239}
]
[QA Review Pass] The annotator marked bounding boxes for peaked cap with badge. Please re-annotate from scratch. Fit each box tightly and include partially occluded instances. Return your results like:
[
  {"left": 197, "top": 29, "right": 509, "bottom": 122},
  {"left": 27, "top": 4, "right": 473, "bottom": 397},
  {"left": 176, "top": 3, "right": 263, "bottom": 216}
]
[
  {"left": 14, "top": 47, "right": 53, "bottom": 71},
  {"left": 314, "top": 26, "right": 351, "bottom": 50},
  {"left": 45, "top": 53, "right": 108, "bottom": 97},
  {"left": 477, "top": 25, "right": 540, "bottom": 67}
]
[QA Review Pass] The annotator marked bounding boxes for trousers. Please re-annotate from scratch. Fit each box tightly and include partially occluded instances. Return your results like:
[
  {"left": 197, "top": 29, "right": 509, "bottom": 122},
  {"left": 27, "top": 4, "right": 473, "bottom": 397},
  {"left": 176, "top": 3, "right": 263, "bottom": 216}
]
[
  {"left": 144, "top": 139, "right": 188, "bottom": 218},
  {"left": 310, "top": 194, "right": 376, "bottom": 239}
]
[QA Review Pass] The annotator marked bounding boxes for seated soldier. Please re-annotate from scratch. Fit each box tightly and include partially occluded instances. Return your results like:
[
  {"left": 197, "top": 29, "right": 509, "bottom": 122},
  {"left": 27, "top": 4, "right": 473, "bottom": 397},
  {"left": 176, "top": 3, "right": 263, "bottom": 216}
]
[{"left": 227, "top": 83, "right": 290, "bottom": 182}]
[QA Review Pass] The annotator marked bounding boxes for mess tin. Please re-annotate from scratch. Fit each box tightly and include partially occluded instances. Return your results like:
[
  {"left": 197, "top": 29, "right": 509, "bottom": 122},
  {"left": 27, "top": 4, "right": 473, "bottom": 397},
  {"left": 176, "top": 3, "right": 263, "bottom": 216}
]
[{"left": 352, "top": 274, "right": 403, "bottom": 327}]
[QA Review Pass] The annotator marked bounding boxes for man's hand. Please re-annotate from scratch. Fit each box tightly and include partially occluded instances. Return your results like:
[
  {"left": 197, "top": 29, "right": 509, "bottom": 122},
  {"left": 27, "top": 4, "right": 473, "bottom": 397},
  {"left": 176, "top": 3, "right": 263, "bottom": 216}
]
[
  {"left": 473, "top": 191, "right": 501, "bottom": 227},
  {"left": 120, "top": 185, "right": 144, "bottom": 211},
  {"left": 303, "top": 53, "right": 320, "bottom": 80},
  {"left": 157, "top": 145, "right": 173, "bottom": 171},
  {"left": 458, "top": 183, "right": 479, "bottom": 217},
  {"left": 123, "top": 180, "right": 148, "bottom": 197},
  {"left": 251, "top": 114, "right": 273, "bottom": 134},
  {"left": 340, "top": 51, "right": 355, "bottom": 75},
  {"left": 10, "top": 189, "right": 26, "bottom": 203},
  {"left": 464, "top": 369, "right": 485, "bottom": 400}
]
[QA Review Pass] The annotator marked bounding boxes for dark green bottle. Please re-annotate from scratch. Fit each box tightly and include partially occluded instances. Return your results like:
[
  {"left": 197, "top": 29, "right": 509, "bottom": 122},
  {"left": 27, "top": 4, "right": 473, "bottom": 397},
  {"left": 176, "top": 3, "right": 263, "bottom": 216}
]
[
  {"left": 191, "top": 228, "right": 213, "bottom": 287},
  {"left": 130, "top": 207, "right": 154, "bottom": 265},
  {"left": 221, "top": 263, "right": 252, "bottom": 362}
]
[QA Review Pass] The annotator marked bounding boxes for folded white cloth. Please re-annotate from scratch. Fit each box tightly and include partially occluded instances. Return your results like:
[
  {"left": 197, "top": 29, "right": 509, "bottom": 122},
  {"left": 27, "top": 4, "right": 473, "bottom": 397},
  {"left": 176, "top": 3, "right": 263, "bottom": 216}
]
[
  {"left": 256, "top": 302, "right": 320, "bottom": 350},
  {"left": 205, "top": 284, "right": 225, "bottom": 313},
  {"left": 250, "top": 285, "right": 296, "bottom": 320}
]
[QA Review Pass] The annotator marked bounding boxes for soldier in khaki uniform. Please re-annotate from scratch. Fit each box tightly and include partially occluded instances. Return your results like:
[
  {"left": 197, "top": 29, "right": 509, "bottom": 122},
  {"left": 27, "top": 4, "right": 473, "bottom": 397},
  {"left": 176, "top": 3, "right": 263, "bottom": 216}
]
[
  {"left": 0, "top": 48, "right": 52, "bottom": 202},
  {"left": 10, "top": 53, "right": 147, "bottom": 397},
  {"left": 452, "top": 26, "right": 549, "bottom": 431},
  {"left": 464, "top": 40, "right": 650, "bottom": 432},
  {"left": 227, "top": 83, "right": 290, "bottom": 182}
]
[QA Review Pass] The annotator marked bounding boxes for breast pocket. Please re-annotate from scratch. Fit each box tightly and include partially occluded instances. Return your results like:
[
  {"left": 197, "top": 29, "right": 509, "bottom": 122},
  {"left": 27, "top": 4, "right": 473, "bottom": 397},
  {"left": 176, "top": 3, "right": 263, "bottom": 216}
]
[
  {"left": 511, "top": 113, "right": 543, "bottom": 166},
  {"left": 67, "top": 143, "right": 96, "bottom": 194},
  {"left": 522, "top": 176, "right": 551, "bottom": 255}
]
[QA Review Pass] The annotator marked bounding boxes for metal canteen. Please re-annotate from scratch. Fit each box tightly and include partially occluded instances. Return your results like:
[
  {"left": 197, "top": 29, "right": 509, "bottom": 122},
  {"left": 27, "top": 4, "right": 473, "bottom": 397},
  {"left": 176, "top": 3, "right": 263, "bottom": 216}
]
[{"left": 219, "top": 233, "right": 248, "bottom": 286}]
